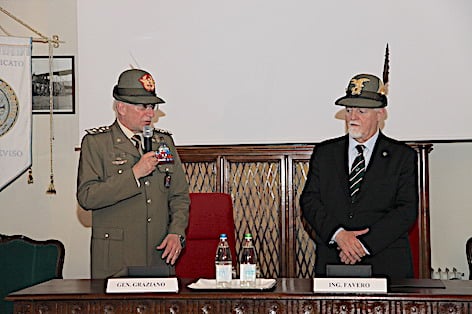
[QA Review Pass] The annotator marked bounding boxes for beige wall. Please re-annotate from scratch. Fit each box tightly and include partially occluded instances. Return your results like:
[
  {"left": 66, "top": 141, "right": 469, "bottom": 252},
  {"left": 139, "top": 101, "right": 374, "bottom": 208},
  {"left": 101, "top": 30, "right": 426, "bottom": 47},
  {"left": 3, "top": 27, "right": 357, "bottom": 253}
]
[
  {"left": 429, "top": 143, "right": 472, "bottom": 279},
  {"left": 0, "top": 0, "right": 470, "bottom": 280},
  {"left": 0, "top": 0, "right": 90, "bottom": 278}
]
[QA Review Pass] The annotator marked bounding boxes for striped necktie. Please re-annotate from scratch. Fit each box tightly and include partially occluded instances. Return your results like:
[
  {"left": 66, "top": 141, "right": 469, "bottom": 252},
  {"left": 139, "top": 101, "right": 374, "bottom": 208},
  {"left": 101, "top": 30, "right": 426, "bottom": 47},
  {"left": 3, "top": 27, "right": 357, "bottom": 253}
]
[
  {"left": 132, "top": 134, "right": 143, "bottom": 155},
  {"left": 349, "top": 144, "right": 365, "bottom": 198}
]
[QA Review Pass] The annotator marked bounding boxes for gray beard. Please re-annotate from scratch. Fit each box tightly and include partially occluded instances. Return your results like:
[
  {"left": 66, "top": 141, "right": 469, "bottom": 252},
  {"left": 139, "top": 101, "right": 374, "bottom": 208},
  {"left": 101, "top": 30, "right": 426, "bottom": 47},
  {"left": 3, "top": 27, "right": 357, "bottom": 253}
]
[{"left": 348, "top": 129, "right": 362, "bottom": 139}]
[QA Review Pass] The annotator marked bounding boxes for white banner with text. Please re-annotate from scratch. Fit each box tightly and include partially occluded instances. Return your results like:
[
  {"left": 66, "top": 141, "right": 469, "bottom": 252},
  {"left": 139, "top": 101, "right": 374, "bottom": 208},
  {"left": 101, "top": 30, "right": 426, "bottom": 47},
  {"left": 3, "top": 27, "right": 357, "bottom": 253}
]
[{"left": 0, "top": 36, "right": 32, "bottom": 191}]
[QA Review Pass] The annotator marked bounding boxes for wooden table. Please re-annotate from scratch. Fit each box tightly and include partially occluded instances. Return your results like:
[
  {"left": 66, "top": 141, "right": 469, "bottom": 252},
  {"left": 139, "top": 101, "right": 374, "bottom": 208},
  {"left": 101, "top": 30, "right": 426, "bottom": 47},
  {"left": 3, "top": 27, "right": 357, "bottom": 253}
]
[{"left": 6, "top": 278, "right": 472, "bottom": 313}]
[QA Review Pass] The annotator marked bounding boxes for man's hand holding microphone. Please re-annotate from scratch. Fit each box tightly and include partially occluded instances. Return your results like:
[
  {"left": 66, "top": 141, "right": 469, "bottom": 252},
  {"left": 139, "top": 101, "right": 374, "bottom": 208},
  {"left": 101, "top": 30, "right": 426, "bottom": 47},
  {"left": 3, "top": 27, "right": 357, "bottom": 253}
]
[{"left": 132, "top": 126, "right": 158, "bottom": 179}]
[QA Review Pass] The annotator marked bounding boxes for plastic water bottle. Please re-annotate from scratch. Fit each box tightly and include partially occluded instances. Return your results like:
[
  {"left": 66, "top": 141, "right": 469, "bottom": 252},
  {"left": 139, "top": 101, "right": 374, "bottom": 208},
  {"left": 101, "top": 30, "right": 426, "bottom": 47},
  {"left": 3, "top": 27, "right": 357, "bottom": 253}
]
[
  {"left": 215, "top": 233, "right": 232, "bottom": 288},
  {"left": 240, "top": 233, "right": 257, "bottom": 287}
]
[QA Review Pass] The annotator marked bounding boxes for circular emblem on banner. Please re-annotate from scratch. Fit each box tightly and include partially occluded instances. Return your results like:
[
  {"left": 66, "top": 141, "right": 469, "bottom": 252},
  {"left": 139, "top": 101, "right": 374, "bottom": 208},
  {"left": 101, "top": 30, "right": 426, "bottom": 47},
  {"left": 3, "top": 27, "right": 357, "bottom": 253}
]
[{"left": 0, "top": 78, "right": 19, "bottom": 137}]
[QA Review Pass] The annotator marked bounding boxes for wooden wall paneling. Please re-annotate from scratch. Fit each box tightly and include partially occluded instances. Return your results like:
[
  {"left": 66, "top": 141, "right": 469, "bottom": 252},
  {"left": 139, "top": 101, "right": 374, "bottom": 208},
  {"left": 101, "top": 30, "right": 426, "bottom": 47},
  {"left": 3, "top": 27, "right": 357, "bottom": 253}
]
[
  {"left": 177, "top": 143, "right": 432, "bottom": 278},
  {"left": 224, "top": 155, "right": 285, "bottom": 278},
  {"left": 292, "top": 157, "right": 316, "bottom": 278}
]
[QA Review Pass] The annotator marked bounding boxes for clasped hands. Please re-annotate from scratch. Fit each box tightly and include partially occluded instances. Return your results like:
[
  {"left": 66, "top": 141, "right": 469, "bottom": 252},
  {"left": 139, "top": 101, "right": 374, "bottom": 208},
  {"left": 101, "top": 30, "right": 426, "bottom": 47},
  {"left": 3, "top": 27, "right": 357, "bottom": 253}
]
[{"left": 335, "top": 228, "right": 369, "bottom": 264}]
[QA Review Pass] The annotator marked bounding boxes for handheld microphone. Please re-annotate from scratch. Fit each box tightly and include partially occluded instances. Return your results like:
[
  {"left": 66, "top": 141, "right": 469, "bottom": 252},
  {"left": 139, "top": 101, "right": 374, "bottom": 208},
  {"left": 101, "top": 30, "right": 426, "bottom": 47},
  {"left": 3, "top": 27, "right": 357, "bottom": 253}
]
[{"left": 143, "top": 125, "right": 153, "bottom": 153}]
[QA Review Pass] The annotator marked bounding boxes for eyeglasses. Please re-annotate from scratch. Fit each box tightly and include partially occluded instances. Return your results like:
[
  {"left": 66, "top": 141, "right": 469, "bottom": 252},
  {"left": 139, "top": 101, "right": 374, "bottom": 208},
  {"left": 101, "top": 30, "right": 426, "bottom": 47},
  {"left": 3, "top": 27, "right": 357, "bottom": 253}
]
[{"left": 136, "top": 104, "right": 159, "bottom": 111}]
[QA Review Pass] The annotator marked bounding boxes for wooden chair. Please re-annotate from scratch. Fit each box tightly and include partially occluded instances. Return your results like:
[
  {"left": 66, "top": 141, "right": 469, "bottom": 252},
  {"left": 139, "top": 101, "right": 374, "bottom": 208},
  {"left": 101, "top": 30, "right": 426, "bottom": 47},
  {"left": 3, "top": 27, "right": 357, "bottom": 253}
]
[
  {"left": 175, "top": 193, "right": 237, "bottom": 279},
  {"left": 0, "top": 235, "right": 65, "bottom": 314},
  {"left": 467, "top": 237, "right": 472, "bottom": 280}
]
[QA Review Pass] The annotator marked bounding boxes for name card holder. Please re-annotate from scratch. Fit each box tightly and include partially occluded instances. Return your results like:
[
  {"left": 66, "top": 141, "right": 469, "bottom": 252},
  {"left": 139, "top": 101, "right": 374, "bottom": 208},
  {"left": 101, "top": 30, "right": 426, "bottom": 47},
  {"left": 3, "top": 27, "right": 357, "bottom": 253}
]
[
  {"left": 106, "top": 277, "right": 179, "bottom": 293},
  {"left": 313, "top": 277, "right": 387, "bottom": 293}
]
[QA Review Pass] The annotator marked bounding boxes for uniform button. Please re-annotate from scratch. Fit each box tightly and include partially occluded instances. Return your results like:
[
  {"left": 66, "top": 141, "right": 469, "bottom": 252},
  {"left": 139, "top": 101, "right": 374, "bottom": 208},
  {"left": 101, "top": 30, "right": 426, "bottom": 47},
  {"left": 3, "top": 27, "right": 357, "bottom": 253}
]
[
  {"left": 104, "top": 233, "right": 110, "bottom": 238},
  {"left": 118, "top": 169, "right": 123, "bottom": 174},
  {"left": 144, "top": 180, "right": 150, "bottom": 186},
  {"left": 147, "top": 199, "right": 151, "bottom": 204},
  {"left": 147, "top": 217, "right": 152, "bottom": 222},
  {"left": 348, "top": 213, "right": 354, "bottom": 219}
]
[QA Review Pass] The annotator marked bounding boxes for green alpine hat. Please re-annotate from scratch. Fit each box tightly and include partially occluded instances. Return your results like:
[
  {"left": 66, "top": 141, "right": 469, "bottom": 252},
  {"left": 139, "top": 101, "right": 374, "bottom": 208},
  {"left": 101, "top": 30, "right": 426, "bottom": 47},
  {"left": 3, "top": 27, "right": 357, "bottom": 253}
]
[
  {"left": 335, "top": 73, "right": 387, "bottom": 108},
  {"left": 113, "top": 69, "right": 165, "bottom": 105}
]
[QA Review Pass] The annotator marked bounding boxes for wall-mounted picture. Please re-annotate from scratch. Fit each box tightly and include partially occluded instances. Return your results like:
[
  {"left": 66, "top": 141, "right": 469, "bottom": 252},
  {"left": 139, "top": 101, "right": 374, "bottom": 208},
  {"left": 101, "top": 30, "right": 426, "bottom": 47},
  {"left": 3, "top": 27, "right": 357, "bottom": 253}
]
[{"left": 32, "top": 56, "right": 75, "bottom": 114}]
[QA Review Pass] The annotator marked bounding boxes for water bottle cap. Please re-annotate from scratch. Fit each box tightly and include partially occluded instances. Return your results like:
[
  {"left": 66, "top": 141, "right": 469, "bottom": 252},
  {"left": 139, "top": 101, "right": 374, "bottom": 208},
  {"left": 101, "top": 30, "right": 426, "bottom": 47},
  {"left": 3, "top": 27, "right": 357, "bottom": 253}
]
[
  {"left": 244, "top": 233, "right": 252, "bottom": 239},
  {"left": 219, "top": 233, "right": 227, "bottom": 239}
]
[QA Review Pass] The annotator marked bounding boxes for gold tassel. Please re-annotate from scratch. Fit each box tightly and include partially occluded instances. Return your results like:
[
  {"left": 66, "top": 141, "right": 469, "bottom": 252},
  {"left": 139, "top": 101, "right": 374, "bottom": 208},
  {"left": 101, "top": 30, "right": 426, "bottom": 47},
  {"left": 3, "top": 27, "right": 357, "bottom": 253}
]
[
  {"left": 45, "top": 42, "right": 56, "bottom": 195},
  {"left": 27, "top": 167, "right": 34, "bottom": 184},
  {"left": 46, "top": 174, "right": 56, "bottom": 194}
]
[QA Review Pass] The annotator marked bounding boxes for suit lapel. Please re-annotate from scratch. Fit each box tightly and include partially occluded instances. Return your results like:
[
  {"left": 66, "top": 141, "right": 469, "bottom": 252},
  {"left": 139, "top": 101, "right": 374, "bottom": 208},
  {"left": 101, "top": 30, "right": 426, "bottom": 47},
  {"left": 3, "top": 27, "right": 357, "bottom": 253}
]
[
  {"left": 334, "top": 135, "right": 351, "bottom": 200},
  {"left": 357, "top": 132, "right": 391, "bottom": 198}
]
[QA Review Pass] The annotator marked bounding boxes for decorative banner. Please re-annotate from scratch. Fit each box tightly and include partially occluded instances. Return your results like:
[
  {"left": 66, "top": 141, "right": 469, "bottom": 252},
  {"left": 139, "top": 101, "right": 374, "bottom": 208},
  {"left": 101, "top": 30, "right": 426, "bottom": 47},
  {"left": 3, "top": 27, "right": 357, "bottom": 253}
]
[{"left": 0, "top": 36, "right": 32, "bottom": 191}]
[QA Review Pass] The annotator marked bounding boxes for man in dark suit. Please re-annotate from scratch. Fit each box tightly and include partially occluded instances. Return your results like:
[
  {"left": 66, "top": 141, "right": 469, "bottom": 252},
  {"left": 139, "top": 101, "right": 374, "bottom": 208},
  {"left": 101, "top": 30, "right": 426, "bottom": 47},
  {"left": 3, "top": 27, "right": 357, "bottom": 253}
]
[
  {"left": 77, "top": 69, "right": 190, "bottom": 279},
  {"left": 300, "top": 73, "right": 418, "bottom": 279}
]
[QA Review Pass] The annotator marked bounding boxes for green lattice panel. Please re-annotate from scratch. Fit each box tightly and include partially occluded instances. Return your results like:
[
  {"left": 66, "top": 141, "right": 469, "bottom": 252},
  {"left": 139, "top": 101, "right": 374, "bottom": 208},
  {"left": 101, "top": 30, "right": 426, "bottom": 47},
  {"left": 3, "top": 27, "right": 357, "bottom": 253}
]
[
  {"left": 182, "top": 162, "right": 217, "bottom": 192},
  {"left": 228, "top": 161, "right": 281, "bottom": 278},
  {"left": 293, "top": 160, "right": 316, "bottom": 278}
]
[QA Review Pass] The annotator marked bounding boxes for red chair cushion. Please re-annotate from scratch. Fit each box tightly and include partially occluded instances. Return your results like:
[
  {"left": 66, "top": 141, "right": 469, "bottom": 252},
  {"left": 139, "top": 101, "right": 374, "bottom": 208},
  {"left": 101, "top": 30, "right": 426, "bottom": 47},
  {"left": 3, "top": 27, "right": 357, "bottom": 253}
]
[
  {"left": 408, "top": 219, "right": 420, "bottom": 278},
  {"left": 175, "top": 193, "right": 237, "bottom": 278}
]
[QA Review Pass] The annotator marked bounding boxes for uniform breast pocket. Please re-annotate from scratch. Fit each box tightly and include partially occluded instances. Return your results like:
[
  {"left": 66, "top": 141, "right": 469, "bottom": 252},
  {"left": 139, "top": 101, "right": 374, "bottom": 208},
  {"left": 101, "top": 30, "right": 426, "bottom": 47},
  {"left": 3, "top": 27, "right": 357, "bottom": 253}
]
[
  {"left": 157, "top": 164, "right": 174, "bottom": 191},
  {"left": 106, "top": 152, "right": 135, "bottom": 178}
]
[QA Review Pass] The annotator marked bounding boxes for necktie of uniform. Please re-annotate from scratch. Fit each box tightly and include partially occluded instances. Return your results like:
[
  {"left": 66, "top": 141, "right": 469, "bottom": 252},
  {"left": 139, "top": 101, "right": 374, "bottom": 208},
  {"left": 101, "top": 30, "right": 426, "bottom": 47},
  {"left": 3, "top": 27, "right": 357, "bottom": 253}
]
[
  {"left": 132, "top": 134, "right": 143, "bottom": 155},
  {"left": 349, "top": 144, "right": 365, "bottom": 198}
]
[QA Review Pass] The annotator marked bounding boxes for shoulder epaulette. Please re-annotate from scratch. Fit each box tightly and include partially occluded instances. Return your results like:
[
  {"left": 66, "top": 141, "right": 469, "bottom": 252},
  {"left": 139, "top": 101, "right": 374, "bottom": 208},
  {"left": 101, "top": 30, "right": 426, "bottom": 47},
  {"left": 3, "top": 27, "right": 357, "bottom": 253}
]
[
  {"left": 85, "top": 126, "right": 111, "bottom": 135},
  {"left": 154, "top": 128, "right": 172, "bottom": 135}
]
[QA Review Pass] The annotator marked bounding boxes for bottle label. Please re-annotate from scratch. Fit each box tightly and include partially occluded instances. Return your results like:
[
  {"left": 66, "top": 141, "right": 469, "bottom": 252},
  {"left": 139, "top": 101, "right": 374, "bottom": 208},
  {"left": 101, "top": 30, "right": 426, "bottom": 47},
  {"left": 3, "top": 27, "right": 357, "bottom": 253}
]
[
  {"left": 240, "top": 264, "right": 256, "bottom": 282},
  {"left": 216, "top": 264, "right": 232, "bottom": 282}
]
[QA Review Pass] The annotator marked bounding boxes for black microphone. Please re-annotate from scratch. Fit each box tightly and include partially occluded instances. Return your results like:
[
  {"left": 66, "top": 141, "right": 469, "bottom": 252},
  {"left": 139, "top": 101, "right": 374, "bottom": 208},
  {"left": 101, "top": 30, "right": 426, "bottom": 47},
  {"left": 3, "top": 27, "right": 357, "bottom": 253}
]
[{"left": 143, "top": 125, "right": 153, "bottom": 153}]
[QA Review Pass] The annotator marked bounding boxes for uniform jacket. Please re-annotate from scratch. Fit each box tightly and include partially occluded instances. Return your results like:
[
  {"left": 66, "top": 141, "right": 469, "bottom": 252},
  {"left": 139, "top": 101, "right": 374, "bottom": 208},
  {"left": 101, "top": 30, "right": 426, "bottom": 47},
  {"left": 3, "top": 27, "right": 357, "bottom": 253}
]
[
  {"left": 77, "top": 121, "right": 190, "bottom": 279},
  {"left": 300, "top": 132, "right": 418, "bottom": 279}
]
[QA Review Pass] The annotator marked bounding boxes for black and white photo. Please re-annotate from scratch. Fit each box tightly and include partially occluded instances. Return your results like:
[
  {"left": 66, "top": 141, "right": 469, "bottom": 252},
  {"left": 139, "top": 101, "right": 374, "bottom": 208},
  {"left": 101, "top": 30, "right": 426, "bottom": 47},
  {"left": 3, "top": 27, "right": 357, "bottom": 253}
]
[{"left": 32, "top": 56, "right": 75, "bottom": 114}]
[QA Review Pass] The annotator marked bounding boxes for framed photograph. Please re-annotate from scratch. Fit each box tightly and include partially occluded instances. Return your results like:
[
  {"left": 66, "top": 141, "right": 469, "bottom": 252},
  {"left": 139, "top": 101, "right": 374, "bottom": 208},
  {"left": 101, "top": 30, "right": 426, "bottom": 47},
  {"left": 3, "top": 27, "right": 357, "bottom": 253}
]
[{"left": 32, "top": 56, "right": 75, "bottom": 114}]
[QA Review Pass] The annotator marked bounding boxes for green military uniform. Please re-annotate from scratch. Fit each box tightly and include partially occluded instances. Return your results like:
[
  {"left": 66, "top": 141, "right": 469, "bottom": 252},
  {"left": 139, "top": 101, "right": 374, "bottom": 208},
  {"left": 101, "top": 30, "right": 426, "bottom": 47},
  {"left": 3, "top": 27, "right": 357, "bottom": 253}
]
[
  {"left": 77, "top": 69, "right": 190, "bottom": 279},
  {"left": 77, "top": 122, "right": 190, "bottom": 279}
]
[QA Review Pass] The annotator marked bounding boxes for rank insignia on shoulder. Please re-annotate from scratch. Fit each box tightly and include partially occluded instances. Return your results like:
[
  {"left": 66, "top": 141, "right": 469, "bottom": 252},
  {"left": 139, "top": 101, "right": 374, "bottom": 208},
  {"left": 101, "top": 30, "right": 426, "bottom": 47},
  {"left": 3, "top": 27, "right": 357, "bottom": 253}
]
[
  {"left": 85, "top": 126, "right": 111, "bottom": 135},
  {"left": 155, "top": 128, "right": 172, "bottom": 135}
]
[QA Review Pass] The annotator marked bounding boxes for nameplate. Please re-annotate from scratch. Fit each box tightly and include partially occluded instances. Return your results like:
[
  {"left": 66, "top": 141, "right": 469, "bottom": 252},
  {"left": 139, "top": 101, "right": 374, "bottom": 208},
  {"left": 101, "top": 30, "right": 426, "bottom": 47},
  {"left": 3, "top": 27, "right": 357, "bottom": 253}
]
[
  {"left": 106, "top": 277, "right": 179, "bottom": 293},
  {"left": 313, "top": 277, "right": 387, "bottom": 293}
]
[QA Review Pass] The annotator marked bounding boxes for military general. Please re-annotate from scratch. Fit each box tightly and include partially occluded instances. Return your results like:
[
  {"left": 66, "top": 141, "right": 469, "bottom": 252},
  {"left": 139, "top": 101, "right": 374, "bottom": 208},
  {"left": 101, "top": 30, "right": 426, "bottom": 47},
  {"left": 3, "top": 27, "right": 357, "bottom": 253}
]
[{"left": 77, "top": 69, "right": 190, "bottom": 279}]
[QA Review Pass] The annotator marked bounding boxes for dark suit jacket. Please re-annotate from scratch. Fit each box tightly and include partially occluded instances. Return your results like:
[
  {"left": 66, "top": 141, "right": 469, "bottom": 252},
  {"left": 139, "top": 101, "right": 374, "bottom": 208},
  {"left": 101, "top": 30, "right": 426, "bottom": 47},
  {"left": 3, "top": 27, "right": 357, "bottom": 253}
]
[{"left": 300, "top": 132, "right": 418, "bottom": 279}]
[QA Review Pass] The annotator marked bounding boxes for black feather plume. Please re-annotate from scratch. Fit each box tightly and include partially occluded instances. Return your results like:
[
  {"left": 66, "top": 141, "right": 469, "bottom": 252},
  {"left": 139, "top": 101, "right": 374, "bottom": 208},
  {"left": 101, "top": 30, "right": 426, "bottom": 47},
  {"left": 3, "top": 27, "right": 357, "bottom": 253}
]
[{"left": 383, "top": 43, "right": 390, "bottom": 85}]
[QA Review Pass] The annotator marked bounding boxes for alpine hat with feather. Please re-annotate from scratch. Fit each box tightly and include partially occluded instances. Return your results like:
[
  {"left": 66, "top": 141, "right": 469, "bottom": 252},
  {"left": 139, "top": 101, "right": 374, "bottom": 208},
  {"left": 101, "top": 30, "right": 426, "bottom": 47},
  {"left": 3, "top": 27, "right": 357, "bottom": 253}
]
[
  {"left": 335, "top": 44, "right": 390, "bottom": 109},
  {"left": 113, "top": 69, "right": 165, "bottom": 105}
]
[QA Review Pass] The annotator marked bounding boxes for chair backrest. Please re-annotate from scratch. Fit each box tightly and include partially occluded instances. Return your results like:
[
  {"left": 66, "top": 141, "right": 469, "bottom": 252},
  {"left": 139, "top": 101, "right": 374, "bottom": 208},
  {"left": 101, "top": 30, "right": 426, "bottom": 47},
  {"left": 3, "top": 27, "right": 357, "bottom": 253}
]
[
  {"left": 409, "top": 219, "right": 420, "bottom": 278},
  {"left": 0, "top": 235, "right": 65, "bottom": 314},
  {"left": 467, "top": 237, "right": 472, "bottom": 280},
  {"left": 175, "top": 193, "right": 237, "bottom": 279}
]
